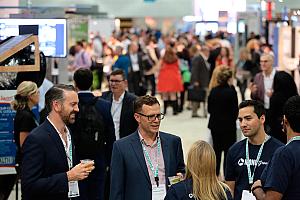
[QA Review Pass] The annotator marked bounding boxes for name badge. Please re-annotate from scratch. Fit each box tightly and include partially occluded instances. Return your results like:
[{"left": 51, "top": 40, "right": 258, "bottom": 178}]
[
  {"left": 152, "top": 184, "right": 166, "bottom": 200},
  {"left": 68, "top": 181, "right": 80, "bottom": 198},
  {"left": 241, "top": 190, "right": 256, "bottom": 200}
]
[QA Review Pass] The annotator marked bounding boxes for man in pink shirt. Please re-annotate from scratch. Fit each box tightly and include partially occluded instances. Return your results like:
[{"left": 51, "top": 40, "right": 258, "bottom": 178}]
[{"left": 110, "top": 95, "right": 185, "bottom": 200}]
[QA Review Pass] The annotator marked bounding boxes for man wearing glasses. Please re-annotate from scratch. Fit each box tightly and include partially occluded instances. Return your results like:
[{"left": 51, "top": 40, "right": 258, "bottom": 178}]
[
  {"left": 101, "top": 69, "right": 138, "bottom": 140},
  {"left": 110, "top": 95, "right": 185, "bottom": 200}
]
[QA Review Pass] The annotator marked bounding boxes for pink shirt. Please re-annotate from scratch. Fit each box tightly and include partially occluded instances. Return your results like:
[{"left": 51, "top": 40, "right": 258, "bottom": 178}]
[{"left": 139, "top": 131, "right": 166, "bottom": 186}]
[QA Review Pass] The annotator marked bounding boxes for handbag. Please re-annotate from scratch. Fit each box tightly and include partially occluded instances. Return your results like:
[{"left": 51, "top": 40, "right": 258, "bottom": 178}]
[{"left": 187, "top": 85, "right": 206, "bottom": 102}]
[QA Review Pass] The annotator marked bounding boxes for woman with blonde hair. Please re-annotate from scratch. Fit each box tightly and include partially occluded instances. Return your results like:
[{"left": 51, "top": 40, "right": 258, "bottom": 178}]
[
  {"left": 11, "top": 81, "right": 39, "bottom": 166},
  {"left": 208, "top": 68, "right": 238, "bottom": 177},
  {"left": 165, "top": 140, "right": 232, "bottom": 200}
]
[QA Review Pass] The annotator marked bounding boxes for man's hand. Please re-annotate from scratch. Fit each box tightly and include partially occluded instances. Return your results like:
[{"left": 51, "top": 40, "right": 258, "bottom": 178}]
[
  {"left": 250, "top": 82, "right": 258, "bottom": 93},
  {"left": 67, "top": 162, "right": 95, "bottom": 181},
  {"left": 252, "top": 180, "right": 262, "bottom": 190},
  {"left": 194, "top": 82, "right": 199, "bottom": 87},
  {"left": 176, "top": 173, "right": 184, "bottom": 180},
  {"left": 252, "top": 180, "right": 264, "bottom": 200}
]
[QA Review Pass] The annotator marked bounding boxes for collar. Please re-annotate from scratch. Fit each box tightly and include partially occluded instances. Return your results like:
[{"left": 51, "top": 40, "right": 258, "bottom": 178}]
[
  {"left": 263, "top": 68, "right": 276, "bottom": 78},
  {"left": 113, "top": 91, "right": 125, "bottom": 103},
  {"left": 46, "top": 116, "right": 68, "bottom": 136},
  {"left": 200, "top": 52, "right": 208, "bottom": 60},
  {"left": 78, "top": 90, "right": 92, "bottom": 94},
  {"left": 138, "top": 130, "right": 160, "bottom": 147}
]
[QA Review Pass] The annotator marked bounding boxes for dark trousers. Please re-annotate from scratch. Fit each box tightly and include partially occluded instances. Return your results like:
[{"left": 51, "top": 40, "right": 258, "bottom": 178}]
[
  {"left": 128, "top": 71, "right": 145, "bottom": 96},
  {"left": 78, "top": 155, "right": 105, "bottom": 200},
  {"left": 179, "top": 83, "right": 189, "bottom": 111},
  {"left": 237, "top": 79, "right": 247, "bottom": 101},
  {"left": 0, "top": 174, "right": 17, "bottom": 200},
  {"left": 144, "top": 74, "right": 156, "bottom": 96},
  {"left": 211, "top": 129, "right": 236, "bottom": 176}
]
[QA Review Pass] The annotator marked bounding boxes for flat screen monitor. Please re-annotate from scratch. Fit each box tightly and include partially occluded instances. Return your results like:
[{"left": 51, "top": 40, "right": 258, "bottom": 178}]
[{"left": 0, "top": 18, "right": 67, "bottom": 57}]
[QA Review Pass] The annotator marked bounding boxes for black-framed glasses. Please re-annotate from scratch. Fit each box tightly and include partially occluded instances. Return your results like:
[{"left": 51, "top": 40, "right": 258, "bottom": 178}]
[
  {"left": 137, "top": 112, "right": 165, "bottom": 121},
  {"left": 109, "top": 79, "right": 124, "bottom": 83}
]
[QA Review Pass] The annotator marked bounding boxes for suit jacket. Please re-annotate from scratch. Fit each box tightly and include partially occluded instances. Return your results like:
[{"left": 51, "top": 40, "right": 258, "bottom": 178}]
[
  {"left": 127, "top": 52, "right": 144, "bottom": 74},
  {"left": 70, "top": 92, "right": 116, "bottom": 165},
  {"left": 101, "top": 91, "right": 138, "bottom": 139},
  {"left": 110, "top": 131, "right": 185, "bottom": 200},
  {"left": 208, "top": 84, "right": 238, "bottom": 133},
  {"left": 21, "top": 119, "right": 75, "bottom": 200},
  {"left": 251, "top": 72, "right": 265, "bottom": 103},
  {"left": 190, "top": 54, "right": 210, "bottom": 88}
]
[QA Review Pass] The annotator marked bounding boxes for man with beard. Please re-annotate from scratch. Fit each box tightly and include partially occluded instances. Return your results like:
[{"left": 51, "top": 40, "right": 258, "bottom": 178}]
[
  {"left": 21, "top": 84, "right": 95, "bottom": 200},
  {"left": 225, "top": 100, "right": 283, "bottom": 200}
]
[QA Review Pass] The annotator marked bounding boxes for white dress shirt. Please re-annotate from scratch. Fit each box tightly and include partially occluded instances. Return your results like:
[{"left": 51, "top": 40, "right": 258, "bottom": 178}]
[{"left": 111, "top": 92, "right": 125, "bottom": 140}]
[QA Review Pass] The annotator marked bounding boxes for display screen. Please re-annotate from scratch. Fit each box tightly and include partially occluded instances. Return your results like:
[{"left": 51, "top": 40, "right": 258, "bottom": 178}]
[
  {"left": 0, "top": 18, "right": 67, "bottom": 57},
  {"left": 195, "top": 22, "right": 218, "bottom": 38}
]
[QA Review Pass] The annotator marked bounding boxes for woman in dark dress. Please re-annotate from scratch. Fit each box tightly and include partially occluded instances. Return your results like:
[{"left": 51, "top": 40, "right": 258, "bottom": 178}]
[
  {"left": 165, "top": 140, "right": 232, "bottom": 200},
  {"left": 11, "top": 81, "right": 40, "bottom": 169},
  {"left": 269, "top": 71, "right": 298, "bottom": 143},
  {"left": 208, "top": 68, "right": 238, "bottom": 177}
]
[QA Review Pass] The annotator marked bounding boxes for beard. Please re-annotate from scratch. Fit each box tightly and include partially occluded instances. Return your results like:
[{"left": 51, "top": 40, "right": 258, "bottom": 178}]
[{"left": 60, "top": 110, "right": 76, "bottom": 125}]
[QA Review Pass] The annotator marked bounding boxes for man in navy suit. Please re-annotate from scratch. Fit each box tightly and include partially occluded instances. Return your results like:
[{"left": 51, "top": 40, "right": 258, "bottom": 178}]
[
  {"left": 110, "top": 95, "right": 185, "bottom": 200},
  {"left": 72, "top": 68, "right": 115, "bottom": 200},
  {"left": 101, "top": 69, "right": 138, "bottom": 140},
  {"left": 21, "top": 84, "right": 94, "bottom": 200}
]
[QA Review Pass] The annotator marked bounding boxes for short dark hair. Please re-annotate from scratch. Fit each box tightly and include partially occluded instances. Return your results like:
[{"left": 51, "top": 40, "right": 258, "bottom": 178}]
[
  {"left": 283, "top": 96, "right": 300, "bottom": 133},
  {"left": 76, "top": 41, "right": 83, "bottom": 47},
  {"left": 45, "top": 84, "right": 76, "bottom": 113},
  {"left": 110, "top": 69, "right": 126, "bottom": 80},
  {"left": 134, "top": 95, "right": 160, "bottom": 113},
  {"left": 73, "top": 68, "right": 93, "bottom": 90},
  {"left": 239, "top": 100, "right": 265, "bottom": 118}
]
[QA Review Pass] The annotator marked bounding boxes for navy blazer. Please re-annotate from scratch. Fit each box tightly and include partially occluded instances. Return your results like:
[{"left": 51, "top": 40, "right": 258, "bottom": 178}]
[
  {"left": 21, "top": 119, "right": 75, "bottom": 200},
  {"left": 70, "top": 92, "right": 116, "bottom": 165},
  {"left": 101, "top": 91, "right": 138, "bottom": 138},
  {"left": 110, "top": 131, "right": 185, "bottom": 200}
]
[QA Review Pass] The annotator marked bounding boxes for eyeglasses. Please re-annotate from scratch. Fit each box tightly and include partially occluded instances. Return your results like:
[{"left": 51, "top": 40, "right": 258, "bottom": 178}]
[
  {"left": 137, "top": 112, "right": 165, "bottom": 121},
  {"left": 109, "top": 79, "right": 124, "bottom": 83}
]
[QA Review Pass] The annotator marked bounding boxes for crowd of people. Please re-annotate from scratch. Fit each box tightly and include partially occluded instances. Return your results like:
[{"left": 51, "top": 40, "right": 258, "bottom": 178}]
[{"left": 6, "top": 27, "right": 300, "bottom": 200}]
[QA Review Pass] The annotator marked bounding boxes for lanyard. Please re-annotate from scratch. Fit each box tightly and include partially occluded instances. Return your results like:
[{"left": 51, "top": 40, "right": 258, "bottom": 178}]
[
  {"left": 286, "top": 136, "right": 300, "bottom": 145},
  {"left": 246, "top": 136, "right": 268, "bottom": 184},
  {"left": 62, "top": 129, "right": 73, "bottom": 170},
  {"left": 46, "top": 117, "right": 73, "bottom": 169},
  {"left": 142, "top": 137, "right": 161, "bottom": 186}
]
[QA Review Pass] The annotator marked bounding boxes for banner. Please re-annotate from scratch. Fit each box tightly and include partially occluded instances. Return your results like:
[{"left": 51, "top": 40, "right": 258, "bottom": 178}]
[{"left": 0, "top": 90, "right": 16, "bottom": 174}]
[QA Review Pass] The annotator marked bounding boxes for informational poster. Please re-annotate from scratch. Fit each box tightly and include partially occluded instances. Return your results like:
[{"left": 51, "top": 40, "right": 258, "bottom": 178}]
[{"left": 0, "top": 90, "right": 16, "bottom": 175}]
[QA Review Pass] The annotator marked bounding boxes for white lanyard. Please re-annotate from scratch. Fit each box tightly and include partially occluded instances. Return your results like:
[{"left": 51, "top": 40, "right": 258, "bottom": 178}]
[
  {"left": 62, "top": 130, "right": 73, "bottom": 169},
  {"left": 246, "top": 135, "right": 269, "bottom": 184},
  {"left": 286, "top": 136, "right": 300, "bottom": 145},
  {"left": 142, "top": 137, "right": 161, "bottom": 187}
]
